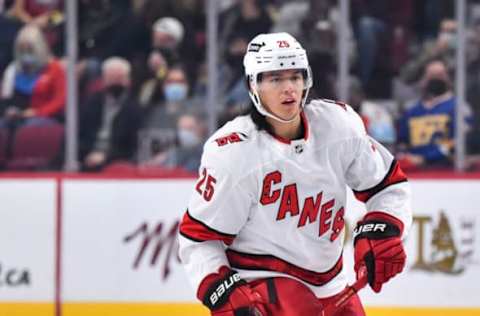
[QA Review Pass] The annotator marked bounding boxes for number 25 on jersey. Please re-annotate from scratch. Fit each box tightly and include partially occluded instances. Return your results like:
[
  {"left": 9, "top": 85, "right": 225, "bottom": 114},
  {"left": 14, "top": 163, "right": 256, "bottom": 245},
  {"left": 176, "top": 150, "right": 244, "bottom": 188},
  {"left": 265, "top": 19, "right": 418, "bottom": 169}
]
[{"left": 195, "top": 168, "right": 217, "bottom": 201}]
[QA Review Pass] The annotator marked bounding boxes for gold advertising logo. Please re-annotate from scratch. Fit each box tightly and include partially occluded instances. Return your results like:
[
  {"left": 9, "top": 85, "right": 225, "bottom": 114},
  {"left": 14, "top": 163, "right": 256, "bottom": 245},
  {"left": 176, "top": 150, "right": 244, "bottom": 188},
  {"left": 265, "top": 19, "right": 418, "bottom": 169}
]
[{"left": 411, "top": 211, "right": 476, "bottom": 274}]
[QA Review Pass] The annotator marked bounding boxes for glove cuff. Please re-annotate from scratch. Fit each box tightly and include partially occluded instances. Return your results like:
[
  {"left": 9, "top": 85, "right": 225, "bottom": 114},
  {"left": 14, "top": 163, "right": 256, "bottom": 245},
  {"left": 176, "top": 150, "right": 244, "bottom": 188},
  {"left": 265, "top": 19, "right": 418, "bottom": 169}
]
[
  {"left": 353, "top": 211, "right": 403, "bottom": 245},
  {"left": 197, "top": 266, "right": 246, "bottom": 310}
]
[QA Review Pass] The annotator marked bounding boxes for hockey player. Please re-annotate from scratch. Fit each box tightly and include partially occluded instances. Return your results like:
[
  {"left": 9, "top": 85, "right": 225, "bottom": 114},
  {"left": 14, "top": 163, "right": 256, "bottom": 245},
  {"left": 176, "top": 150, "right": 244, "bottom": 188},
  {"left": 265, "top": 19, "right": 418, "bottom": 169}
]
[{"left": 178, "top": 32, "right": 412, "bottom": 316}]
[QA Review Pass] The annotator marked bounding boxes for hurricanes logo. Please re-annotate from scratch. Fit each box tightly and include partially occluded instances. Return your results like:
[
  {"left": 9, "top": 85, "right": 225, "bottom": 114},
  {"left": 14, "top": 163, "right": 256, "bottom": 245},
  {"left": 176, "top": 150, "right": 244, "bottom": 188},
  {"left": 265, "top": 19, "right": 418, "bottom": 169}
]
[
  {"left": 411, "top": 211, "right": 477, "bottom": 274},
  {"left": 214, "top": 132, "right": 247, "bottom": 147}
]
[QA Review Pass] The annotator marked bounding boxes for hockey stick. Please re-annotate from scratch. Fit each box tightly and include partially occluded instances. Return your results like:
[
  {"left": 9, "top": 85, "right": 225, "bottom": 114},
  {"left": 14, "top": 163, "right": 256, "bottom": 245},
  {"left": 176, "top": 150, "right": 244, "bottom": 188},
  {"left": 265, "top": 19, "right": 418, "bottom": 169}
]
[{"left": 319, "top": 266, "right": 368, "bottom": 316}]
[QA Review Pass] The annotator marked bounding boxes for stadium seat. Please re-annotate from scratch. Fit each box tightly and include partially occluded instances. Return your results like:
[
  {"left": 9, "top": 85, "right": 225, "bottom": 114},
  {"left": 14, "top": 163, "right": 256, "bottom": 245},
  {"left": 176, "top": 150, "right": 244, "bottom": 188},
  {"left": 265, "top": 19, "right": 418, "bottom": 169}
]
[{"left": 6, "top": 123, "right": 64, "bottom": 170}]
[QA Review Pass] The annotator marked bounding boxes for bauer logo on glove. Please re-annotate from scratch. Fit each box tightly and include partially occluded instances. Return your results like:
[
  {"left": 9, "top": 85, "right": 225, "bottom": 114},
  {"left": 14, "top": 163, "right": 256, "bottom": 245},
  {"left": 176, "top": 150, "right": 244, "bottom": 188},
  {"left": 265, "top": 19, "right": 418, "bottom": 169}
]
[{"left": 208, "top": 271, "right": 243, "bottom": 306}]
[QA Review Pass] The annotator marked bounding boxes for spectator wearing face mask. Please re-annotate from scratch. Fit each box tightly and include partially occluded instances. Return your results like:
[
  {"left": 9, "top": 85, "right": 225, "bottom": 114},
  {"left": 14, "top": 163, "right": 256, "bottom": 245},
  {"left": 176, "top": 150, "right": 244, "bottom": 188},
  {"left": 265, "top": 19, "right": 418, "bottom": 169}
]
[
  {"left": 142, "top": 111, "right": 206, "bottom": 173},
  {"left": 141, "top": 65, "right": 193, "bottom": 130},
  {"left": 0, "top": 24, "right": 65, "bottom": 128},
  {"left": 396, "top": 59, "right": 472, "bottom": 170},
  {"left": 163, "top": 66, "right": 189, "bottom": 104},
  {"left": 400, "top": 19, "right": 458, "bottom": 85},
  {"left": 79, "top": 57, "right": 142, "bottom": 171}
]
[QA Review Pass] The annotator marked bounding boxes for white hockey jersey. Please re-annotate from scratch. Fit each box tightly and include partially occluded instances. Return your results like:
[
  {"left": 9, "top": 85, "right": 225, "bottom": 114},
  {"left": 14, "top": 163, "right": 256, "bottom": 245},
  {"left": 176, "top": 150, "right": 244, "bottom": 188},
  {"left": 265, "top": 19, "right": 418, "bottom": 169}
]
[{"left": 179, "top": 99, "right": 412, "bottom": 298}]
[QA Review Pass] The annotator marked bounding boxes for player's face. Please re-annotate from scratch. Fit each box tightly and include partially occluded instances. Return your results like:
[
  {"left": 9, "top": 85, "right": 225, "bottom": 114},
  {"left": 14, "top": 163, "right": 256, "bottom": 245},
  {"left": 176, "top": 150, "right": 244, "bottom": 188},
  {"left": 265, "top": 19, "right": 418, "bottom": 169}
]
[{"left": 257, "top": 69, "right": 305, "bottom": 121}]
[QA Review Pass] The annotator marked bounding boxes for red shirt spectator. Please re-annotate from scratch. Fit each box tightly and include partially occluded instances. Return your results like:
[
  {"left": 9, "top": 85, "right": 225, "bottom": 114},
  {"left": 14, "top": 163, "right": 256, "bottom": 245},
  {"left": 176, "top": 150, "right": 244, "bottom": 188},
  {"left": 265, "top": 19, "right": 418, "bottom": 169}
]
[{"left": 30, "top": 58, "right": 65, "bottom": 117}]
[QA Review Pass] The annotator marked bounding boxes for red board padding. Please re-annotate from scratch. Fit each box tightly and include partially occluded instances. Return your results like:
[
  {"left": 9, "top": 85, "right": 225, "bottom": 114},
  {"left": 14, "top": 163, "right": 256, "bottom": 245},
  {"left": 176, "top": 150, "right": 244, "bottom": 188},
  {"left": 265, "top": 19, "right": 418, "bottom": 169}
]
[{"left": 0, "top": 169, "right": 480, "bottom": 180}]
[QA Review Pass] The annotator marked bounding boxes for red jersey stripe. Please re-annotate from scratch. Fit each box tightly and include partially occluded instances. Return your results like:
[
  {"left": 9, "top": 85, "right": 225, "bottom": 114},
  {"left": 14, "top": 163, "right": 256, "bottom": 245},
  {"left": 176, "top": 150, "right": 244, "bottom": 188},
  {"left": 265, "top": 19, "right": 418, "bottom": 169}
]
[
  {"left": 353, "top": 160, "right": 408, "bottom": 203},
  {"left": 179, "top": 210, "right": 236, "bottom": 245},
  {"left": 226, "top": 249, "right": 343, "bottom": 286}
]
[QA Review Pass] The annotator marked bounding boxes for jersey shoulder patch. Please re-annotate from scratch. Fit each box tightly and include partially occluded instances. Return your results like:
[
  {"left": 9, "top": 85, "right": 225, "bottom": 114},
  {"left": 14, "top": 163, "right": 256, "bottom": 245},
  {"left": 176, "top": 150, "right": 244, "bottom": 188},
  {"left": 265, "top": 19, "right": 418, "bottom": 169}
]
[
  {"left": 201, "top": 116, "right": 257, "bottom": 173},
  {"left": 213, "top": 132, "right": 248, "bottom": 147}
]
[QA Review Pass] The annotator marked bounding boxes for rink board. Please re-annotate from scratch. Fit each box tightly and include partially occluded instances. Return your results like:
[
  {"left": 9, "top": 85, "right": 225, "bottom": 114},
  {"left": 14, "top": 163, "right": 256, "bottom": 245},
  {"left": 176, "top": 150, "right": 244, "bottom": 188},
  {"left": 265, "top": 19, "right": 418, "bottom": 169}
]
[
  {"left": 1, "top": 303, "right": 479, "bottom": 316},
  {"left": 0, "top": 174, "right": 479, "bottom": 316}
]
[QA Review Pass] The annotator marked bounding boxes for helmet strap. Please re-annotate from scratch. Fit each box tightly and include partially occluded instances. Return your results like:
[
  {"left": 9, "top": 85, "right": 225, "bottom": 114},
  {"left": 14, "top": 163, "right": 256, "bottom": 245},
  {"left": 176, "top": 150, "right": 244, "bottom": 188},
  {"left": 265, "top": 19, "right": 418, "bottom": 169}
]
[{"left": 249, "top": 87, "right": 309, "bottom": 124}]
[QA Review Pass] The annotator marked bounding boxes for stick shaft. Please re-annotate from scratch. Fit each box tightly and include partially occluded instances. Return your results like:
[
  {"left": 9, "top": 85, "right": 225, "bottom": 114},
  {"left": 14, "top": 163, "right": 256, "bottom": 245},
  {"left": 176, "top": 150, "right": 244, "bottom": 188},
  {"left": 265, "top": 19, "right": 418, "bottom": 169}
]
[{"left": 320, "top": 266, "right": 368, "bottom": 316}]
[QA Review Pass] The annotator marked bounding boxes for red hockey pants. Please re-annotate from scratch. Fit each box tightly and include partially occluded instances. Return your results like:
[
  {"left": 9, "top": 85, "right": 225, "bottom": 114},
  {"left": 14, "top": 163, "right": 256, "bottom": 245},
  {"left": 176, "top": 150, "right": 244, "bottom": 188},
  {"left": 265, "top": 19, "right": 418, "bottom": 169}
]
[{"left": 248, "top": 277, "right": 366, "bottom": 316}]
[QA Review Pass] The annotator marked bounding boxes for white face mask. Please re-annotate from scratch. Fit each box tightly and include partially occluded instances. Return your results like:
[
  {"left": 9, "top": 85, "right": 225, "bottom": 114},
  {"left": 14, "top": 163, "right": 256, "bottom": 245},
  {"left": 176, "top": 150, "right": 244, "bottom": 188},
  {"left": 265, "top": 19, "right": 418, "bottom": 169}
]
[
  {"left": 164, "top": 83, "right": 188, "bottom": 102},
  {"left": 178, "top": 128, "right": 200, "bottom": 148},
  {"left": 438, "top": 31, "right": 457, "bottom": 49}
]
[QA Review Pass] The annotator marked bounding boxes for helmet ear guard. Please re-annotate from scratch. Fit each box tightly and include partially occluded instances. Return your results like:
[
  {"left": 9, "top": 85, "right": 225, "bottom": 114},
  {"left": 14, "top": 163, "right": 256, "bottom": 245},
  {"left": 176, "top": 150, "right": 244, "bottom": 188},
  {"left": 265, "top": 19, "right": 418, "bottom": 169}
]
[{"left": 243, "top": 32, "right": 313, "bottom": 123}]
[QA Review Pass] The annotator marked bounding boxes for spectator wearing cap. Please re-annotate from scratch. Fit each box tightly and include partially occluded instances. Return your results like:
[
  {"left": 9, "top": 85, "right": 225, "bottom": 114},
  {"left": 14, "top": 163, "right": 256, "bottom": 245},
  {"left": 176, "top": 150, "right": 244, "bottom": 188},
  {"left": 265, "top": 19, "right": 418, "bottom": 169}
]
[
  {"left": 146, "top": 15, "right": 204, "bottom": 99},
  {"left": 79, "top": 57, "right": 142, "bottom": 171},
  {"left": 151, "top": 16, "right": 185, "bottom": 65}
]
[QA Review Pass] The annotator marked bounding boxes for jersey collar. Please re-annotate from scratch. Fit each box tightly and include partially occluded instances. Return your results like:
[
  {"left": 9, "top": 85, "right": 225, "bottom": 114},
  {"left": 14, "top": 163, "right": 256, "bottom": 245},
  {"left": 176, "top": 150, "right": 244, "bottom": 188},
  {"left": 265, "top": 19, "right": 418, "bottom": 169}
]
[{"left": 270, "top": 111, "right": 310, "bottom": 145}]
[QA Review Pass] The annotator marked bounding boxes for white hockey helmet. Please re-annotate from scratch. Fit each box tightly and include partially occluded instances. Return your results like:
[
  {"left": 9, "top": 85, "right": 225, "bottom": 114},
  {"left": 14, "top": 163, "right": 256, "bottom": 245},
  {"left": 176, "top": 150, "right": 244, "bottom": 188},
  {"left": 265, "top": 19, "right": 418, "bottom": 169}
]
[{"left": 243, "top": 32, "right": 313, "bottom": 123}]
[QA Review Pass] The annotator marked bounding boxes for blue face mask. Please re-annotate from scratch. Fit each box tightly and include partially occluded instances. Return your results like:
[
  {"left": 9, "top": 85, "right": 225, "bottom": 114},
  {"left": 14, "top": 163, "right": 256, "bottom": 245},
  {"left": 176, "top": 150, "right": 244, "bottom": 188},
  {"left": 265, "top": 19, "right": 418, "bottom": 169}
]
[
  {"left": 20, "top": 53, "right": 40, "bottom": 72},
  {"left": 178, "top": 128, "right": 201, "bottom": 148},
  {"left": 164, "top": 83, "right": 188, "bottom": 102}
]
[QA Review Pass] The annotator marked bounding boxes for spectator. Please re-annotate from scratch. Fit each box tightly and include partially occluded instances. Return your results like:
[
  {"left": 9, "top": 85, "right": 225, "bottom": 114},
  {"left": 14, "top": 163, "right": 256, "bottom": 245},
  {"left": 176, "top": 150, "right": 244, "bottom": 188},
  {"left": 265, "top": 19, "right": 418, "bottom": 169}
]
[
  {"left": 79, "top": 57, "right": 142, "bottom": 171},
  {"left": 397, "top": 60, "right": 472, "bottom": 170},
  {"left": 151, "top": 16, "right": 185, "bottom": 65},
  {"left": 395, "top": 17, "right": 480, "bottom": 107},
  {"left": 142, "top": 65, "right": 192, "bottom": 130},
  {"left": 400, "top": 19, "right": 457, "bottom": 85},
  {"left": 142, "top": 111, "right": 206, "bottom": 172},
  {"left": 466, "top": 19, "right": 480, "bottom": 159},
  {"left": 0, "top": 25, "right": 65, "bottom": 128},
  {"left": 136, "top": 1, "right": 205, "bottom": 87},
  {"left": 137, "top": 49, "right": 169, "bottom": 107},
  {"left": 138, "top": 65, "right": 205, "bottom": 164}
]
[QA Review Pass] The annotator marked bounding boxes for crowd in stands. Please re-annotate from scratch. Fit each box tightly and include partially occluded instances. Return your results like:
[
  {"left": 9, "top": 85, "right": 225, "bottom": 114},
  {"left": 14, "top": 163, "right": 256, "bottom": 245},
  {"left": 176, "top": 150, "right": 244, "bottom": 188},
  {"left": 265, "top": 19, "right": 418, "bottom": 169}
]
[{"left": 0, "top": 0, "right": 480, "bottom": 173}]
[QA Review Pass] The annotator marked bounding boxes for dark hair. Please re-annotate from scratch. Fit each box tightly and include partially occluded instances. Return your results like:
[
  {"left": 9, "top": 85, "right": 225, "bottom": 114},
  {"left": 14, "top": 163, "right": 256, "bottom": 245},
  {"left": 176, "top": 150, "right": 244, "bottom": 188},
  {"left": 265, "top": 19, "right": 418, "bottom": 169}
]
[
  {"left": 242, "top": 74, "right": 274, "bottom": 134},
  {"left": 248, "top": 102, "right": 275, "bottom": 135}
]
